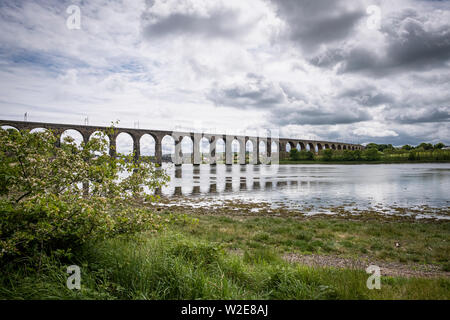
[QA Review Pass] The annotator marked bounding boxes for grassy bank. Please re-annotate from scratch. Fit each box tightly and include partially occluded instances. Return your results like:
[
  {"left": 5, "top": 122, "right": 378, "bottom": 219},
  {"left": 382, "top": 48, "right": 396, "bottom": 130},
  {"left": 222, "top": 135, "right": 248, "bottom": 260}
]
[
  {"left": 282, "top": 147, "right": 450, "bottom": 164},
  {"left": 1, "top": 213, "right": 449, "bottom": 300},
  {"left": 169, "top": 214, "right": 450, "bottom": 268},
  {"left": 279, "top": 159, "right": 450, "bottom": 165}
]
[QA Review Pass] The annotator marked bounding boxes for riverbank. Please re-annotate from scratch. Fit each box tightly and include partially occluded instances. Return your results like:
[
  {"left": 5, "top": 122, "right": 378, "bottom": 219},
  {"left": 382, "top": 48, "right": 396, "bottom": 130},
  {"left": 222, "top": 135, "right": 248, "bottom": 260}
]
[
  {"left": 1, "top": 209, "right": 449, "bottom": 300},
  {"left": 279, "top": 159, "right": 450, "bottom": 165}
]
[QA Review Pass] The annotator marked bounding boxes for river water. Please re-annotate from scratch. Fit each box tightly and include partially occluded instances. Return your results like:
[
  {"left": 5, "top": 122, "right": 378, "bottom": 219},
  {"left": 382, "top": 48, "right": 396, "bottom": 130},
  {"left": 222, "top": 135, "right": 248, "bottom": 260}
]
[{"left": 155, "top": 163, "right": 450, "bottom": 219}]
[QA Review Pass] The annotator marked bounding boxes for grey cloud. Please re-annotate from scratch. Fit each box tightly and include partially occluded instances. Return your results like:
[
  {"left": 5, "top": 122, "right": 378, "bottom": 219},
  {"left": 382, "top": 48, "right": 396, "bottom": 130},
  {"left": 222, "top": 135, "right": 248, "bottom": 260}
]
[
  {"left": 311, "top": 9, "right": 450, "bottom": 75},
  {"left": 207, "top": 73, "right": 286, "bottom": 109},
  {"left": 387, "top": 107, "right": 450, "bottom": 124},
  {"left": 271, "top": 0, "right": 365, "bottom": 53},
  {"left": 272, "top": 106, "right": 372, "bottom": 126},
  {"left": 339, "top": 85, "right": 394, "bottom": 106},
  {"left": 207, "top": 72, "right": 372, "bottom": 125},
  {"left": 142, "top": 8, "right": 245, "bottom": 39}
]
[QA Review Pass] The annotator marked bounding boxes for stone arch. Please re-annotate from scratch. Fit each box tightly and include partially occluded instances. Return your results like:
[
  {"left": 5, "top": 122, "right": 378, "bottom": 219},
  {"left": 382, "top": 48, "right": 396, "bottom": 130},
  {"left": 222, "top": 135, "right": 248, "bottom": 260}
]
[
  {"left": 259, "top": 140, "right": 266, "bottom": 155},
  {"left": 161, "top": 135, "right": 175, "bottom": 162},
  {"left": 181, "top": 136, "right": 193, "bottom": 158},
  {"left": 257, "top": 140, "right": 268, "bottom": 164},
  {"left": 30, "top": 127, "right": 49, "bottom": 134},
  {"left": 317, "top": 143, "right": 323, "bottom": 151},
  {"left": 246, "top": 139, "right": 253, "bottom": 164},
  {"left": 200, "top": 137, "right": 210, "bottom": 153},
  {"left": 297, "top": 142, "right": 305, "bottom": 150},
  {"left": 200, "top": 137, "right": 210, "bottom": 163},
  {"left": 331, "top": 144, "right": 336, "bottom": 150},
  {"left": 231, "top": 138, "right": 241, "bottom": 164},
  {"left": 140, "top": 133, "right": 156, "bottom": 158},
  {"left": 271, "top": 141, "right": 278, "bottom": 153},
  {"left": 285, "top": 141, "right": 293, "bottom": 152},
  {"left": 89, "top": 131, "right": 110, "bottom": 155},
  {"left": 1, "top": 125, "right": 19, "bottom": 132},
  {"left": 306, "top": 142, "right": 314, "bottom": 151},
  {"left": 61, "top": 129, "right": 85, "bottom": 148},
  {"left": 215, "top": 137, "right": 225, "bottom": 163},
  {"left": 116, "top": 132, "right": 134, "bottom": 155},
  {"left": 337, "top": 145, "right": 342, "bottom": 150}
]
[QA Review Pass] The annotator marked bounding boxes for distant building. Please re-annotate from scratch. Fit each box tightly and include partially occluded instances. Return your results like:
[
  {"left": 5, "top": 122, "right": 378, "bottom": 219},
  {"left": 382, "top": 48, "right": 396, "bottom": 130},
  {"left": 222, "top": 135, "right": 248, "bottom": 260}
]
[{"left": 442, "top": 146, "right": 450, "bottom": 150}]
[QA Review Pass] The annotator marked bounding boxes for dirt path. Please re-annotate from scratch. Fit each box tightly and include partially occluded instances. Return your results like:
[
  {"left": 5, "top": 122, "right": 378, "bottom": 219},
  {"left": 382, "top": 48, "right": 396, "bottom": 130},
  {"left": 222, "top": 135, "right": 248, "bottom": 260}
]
[{"left": 283, "top": 253, "right": 450, "bottom": 278}]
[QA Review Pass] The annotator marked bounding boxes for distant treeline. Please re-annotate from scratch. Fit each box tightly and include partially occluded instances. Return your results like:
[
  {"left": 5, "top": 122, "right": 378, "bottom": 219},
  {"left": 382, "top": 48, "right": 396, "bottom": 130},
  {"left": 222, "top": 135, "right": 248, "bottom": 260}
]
[{"left": 288, "top": 142, "right": 450, "bottom": 162}]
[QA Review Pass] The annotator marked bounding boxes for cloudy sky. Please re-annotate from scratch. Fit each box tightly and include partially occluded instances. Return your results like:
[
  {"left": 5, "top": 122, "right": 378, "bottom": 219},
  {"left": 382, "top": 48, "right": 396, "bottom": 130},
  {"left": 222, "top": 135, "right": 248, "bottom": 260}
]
[{"left": 0, "top": 0, "right": 449, "bottom": 147}]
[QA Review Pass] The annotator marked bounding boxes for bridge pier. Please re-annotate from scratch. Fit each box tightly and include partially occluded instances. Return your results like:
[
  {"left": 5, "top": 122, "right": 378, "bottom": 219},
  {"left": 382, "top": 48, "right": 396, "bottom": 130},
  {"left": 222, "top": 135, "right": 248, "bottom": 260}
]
[
  {"left": 133, "top": 135, "right": 140, "bottom": 162},
  {"left": 155, "top": 139, "right": 162, "bottom": 165},
  {"left": 109, "top": 134, "right": 116, "bottom": 158},
  {"left": 174, "top": 137, "right": 182, "bottom": 166},
  {"left": 209, "top": 136, "right": 217, "bottom": 165},
  {"left": 238, "top": 136, "right": 246, "bottom": 165},
  {"left": 256, "top": 137, "right": 261, "bottom": 164},
  {"left": 248, "top": 137, "right": 258, "bottom": 165},
  {"left": 193, "top": 133, "right": 201, "bottom": 166},
  {"left": 225, "top": 135, "right": 233, "bottom": 165}
]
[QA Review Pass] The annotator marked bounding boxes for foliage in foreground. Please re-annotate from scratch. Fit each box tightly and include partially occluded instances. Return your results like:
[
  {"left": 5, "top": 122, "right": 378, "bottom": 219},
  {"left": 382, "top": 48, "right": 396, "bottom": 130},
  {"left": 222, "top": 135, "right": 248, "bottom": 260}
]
[
  {"left": 0, "top": 230, "right": 448, "bottom": 300},
  {"left": 0, "top": 128, "right": 169, "bottom": 261}
]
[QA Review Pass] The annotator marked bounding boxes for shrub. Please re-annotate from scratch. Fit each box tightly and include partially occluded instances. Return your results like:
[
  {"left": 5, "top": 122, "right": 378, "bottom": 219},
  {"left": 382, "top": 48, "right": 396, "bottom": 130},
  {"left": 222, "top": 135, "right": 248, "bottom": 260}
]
[
  {"left": 402, "top": 145, "right": 413, "bottom": 151},
  {"left": 342, "top": 150, "right": 355, "bottom": 161},
  {"left": 289, "top": 149, "right": 314, "bottom": 161},
  {"left": 353, "top": 150, "right": 362, "bottom": 161},
  {"left": 417, "top": 143, "right": 433, "bottom": 150},
  {"left": 0, "top": 127, "right": 169, "bottom": 261},
  {"left": 408, "top": 152, "right": 416, "bottom": 161},
  {"left": 322, "top": 149, "right": 333, "bottom": 161},
  {"left": 362, "top": 148, "right": 381, "bottom": 161},
  {"left": 434, "top": 142, "right": 445, "bottom": 150},
  {"left": 289, "top": 148, "right": 299, "bottom": 160}
]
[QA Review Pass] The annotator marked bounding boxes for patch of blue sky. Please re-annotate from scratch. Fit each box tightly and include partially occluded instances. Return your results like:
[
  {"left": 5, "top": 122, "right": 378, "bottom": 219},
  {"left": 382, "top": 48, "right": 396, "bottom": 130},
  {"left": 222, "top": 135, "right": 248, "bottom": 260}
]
[
  {"left": 0, "top": 47, "right": 89, "bottom": 74},
  {"left": 106, "top": 59, "right": 147, "bottom": 74}
]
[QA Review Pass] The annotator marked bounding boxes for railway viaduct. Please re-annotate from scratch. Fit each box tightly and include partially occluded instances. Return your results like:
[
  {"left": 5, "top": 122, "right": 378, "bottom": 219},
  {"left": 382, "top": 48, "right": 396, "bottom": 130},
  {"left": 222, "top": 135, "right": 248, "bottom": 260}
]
[{"left": 0, "top": 120, "right": 363, "bottom": 165}]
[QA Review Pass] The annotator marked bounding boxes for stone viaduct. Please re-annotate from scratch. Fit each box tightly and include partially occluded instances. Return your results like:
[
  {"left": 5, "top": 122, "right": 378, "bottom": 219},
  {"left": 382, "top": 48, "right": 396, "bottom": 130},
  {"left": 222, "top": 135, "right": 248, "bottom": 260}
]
[{"left": 0, "top": 120, "right": 363, "bottom": 165}]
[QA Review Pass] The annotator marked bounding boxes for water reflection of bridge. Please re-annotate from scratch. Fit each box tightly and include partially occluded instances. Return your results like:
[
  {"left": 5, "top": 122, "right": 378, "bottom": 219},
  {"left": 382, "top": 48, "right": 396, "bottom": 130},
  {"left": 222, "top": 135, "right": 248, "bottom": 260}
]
[{"left": 155, "top": 164, "right": 324, "bottom": 197}]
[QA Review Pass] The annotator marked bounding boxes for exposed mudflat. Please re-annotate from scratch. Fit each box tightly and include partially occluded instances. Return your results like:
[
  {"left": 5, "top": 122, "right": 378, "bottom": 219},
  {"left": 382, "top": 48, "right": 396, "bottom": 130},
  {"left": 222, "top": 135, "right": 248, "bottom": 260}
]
[
  {"left": 152, "top": 196, "right": 450, "bottom": 221},
  {"left": 283, "top": 253, "right": 450, "bottom": 278}
]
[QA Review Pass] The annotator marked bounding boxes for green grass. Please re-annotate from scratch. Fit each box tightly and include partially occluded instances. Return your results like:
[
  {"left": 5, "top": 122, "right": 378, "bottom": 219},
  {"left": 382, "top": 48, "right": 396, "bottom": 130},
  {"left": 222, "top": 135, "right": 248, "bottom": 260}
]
[
  {"left": 1, "top": 215, "right": 449, "bottom": 300},
  {"left": 1, "top": 231, "right": 449, "bottom": 300},
  {"left": 170, "top": 215, "right": 450, "bottom": 267}
]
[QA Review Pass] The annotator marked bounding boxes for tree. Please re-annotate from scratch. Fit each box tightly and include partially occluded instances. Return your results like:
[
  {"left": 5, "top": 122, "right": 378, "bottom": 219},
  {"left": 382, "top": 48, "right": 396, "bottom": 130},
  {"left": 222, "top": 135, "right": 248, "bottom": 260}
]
[
  {"left": 363, "top": 148, "right": 381, "bottom": 161},
  {"left": 304, "top": 150, "right": 314, "bottom": 160},
  {"left": 342, "top": 150, "right": 355, "bottom": 161},
  {"left": 322, "top": 149, "right": 333, "bottom": 161},
  {"left": 417, "top": 143, "right": 433, "bottom": 150},
  {"left": 353, "top": 149, "right": 362, "bottom": 161},
  {"left": 402, "top": 145, "right": 413, "bottom": 151},
  {"left": 366, "top": 143, "right": 378, "bottom": 150},
  {"left": 0, "top": 128, "right": 169, "bottom": 260},
  {"left": 289, "top": 148, "right": 299, "bottom": 160},
  {"left": 434, "top": 142, "right": 445, "bottom": 149}
]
